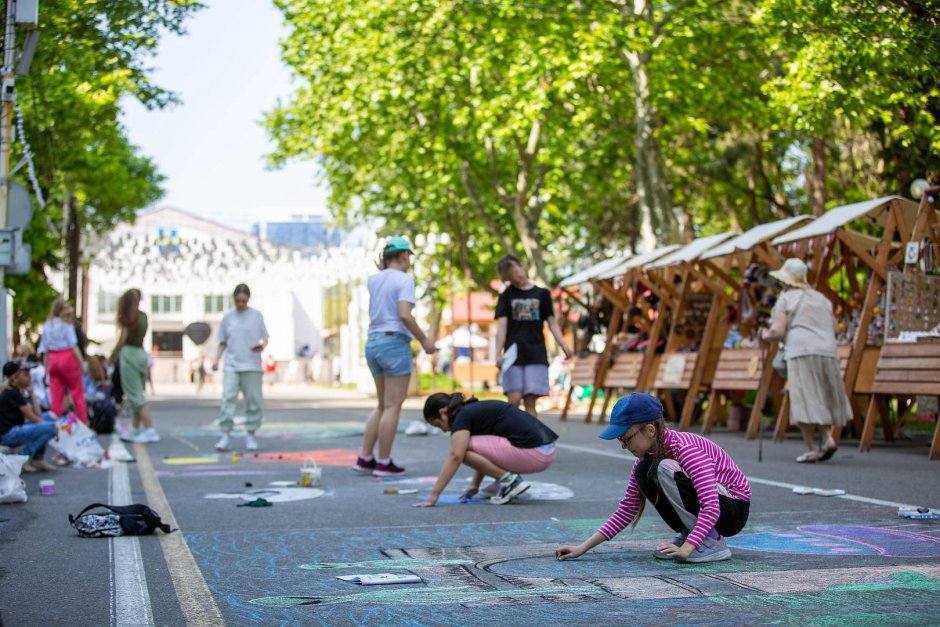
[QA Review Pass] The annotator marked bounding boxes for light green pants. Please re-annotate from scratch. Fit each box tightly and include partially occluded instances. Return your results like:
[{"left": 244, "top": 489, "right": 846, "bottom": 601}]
[
  {"left": 119, "top": 346, "right": 149, "bottom": 412},
  {"left": 219, "top": 370, "right": 264, "bottom": 433}
]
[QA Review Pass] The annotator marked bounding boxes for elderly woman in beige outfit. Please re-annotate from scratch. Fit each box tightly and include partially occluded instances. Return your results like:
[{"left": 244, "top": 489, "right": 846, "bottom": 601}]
[{"left": 761, "top": 258, "right": 852, "bottom": 463}]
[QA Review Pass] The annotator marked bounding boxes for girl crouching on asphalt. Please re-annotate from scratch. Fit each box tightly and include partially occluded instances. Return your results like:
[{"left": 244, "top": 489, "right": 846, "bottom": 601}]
[
  {"left": 555, "top": 393, "right": 751, "bottom": 563},
  {"left": 416, "top": 393, "right": 558, "bottom": 507}
]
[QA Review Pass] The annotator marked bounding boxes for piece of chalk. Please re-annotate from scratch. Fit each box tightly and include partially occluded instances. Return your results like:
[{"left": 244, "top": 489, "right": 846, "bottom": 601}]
[{"left": 383, "top": 488, "right": 418, "bottom": 495}]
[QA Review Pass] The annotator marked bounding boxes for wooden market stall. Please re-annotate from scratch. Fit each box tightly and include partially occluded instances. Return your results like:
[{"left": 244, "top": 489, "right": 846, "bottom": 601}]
[
  {"left": 643, "top": 232, "right": 736, "bottom": 430},
  {"left": 768, "top": 195, "right": 919, "bottom": 442},
  {"left": 590, "top": 245, "right": 682, "bottom": 421},
  {"left": 695, "top": 216, "right": 815, "bottom": 437},
  {"left": 558, "top": 255, "right": 632, "bottom": 421},
  {"left": 859, "top": 187, "right": 940, "bottom": 459}
]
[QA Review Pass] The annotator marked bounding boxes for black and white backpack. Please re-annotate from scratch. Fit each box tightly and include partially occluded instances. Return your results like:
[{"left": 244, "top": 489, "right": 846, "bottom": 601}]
[{"left": 69, "top": 503, "right": 173, "bottom": 538}]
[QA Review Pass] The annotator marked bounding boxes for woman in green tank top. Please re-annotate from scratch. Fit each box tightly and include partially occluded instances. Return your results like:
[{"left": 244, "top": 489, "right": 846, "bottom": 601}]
[{"left": 110, "top": 289, "right": 159, "bottom": 443}]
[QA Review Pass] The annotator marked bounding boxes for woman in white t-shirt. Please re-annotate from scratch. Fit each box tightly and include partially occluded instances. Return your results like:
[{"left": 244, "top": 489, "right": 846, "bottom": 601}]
[
  {"left": 761, "top": 258, "right": 851, "bottom": 463},
  {"left": 213, "top": 284, "right": 269, "bottom": 452},
  {"left": 354, "top": 237, "right": 436, "bottom": 477}
]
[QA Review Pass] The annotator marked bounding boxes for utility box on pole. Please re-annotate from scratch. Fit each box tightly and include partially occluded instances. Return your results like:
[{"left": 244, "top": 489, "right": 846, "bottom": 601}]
[{"left": 15, "top": 0, "right": 40, "bottom": 29}]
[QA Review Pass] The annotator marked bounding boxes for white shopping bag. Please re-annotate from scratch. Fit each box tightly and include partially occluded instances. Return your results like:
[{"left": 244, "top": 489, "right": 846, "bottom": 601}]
[
  {"left": 52, "top": 414, "right": 105, "bottom": 466},
  {"left": 0, "top": 453, "right": 29, "bottom": 504}
]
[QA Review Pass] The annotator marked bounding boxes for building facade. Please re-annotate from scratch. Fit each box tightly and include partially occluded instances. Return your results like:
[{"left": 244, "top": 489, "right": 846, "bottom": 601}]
[{"left": 82, "top": 207, "right": 376, "bottom": 385}]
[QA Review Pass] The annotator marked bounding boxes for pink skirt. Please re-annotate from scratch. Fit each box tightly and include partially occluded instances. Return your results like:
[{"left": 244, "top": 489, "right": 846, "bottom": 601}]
[{"left": 469, "top": 435, "right": 556, "bottom": 474}]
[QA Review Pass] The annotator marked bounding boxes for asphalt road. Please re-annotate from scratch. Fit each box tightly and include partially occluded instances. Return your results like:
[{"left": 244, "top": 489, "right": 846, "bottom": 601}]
[{"left": 2, "top": 385, "right": 938, "bottom": 626}]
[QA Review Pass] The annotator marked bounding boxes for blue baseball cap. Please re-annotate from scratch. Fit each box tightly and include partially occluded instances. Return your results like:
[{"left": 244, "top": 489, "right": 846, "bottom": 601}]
[
  {"left": 598, "top": 393, "right": 665, "bottom": 440},
  {"left": 384, "top": 236, "right": 414, "bottom": 254}
]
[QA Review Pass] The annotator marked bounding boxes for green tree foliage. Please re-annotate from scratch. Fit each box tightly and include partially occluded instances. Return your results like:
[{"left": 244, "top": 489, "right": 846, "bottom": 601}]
[
  {"left": 268, "top": 0, "right": 940, "bottom": 290},
  {"left": 5, "top": 0, "right": 202, "bottom": 340}
]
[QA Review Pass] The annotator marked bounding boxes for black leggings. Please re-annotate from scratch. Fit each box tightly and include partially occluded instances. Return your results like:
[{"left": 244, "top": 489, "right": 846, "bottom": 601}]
[{"left": 634, "top": 457, "right": 750, "bottom": 538}]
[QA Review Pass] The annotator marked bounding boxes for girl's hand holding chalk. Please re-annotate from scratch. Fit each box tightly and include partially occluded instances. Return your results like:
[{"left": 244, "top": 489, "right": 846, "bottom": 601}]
[{"left": 555, "top": 545, "right": 585, "bottom": 560}]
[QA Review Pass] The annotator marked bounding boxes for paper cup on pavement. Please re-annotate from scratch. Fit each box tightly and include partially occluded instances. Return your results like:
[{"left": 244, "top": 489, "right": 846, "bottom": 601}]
[{"left": 39, "top": 480, "right": 55, "bottom": 496}]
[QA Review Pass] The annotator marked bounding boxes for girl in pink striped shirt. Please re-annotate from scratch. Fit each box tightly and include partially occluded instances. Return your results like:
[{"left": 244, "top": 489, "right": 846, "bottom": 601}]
[{"left": 555, "top": 393, "right": 751, "bottom": 563}]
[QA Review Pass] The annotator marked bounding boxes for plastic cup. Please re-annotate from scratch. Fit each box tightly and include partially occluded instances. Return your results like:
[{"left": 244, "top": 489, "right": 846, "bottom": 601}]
[{"left": 39, "top": 479, "right": 55, "bottom": 496}]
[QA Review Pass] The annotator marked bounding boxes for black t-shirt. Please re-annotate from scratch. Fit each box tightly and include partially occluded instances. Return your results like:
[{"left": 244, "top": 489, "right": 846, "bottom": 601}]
[
  {"left": 495, "top": 285, "right": 555, "bottom": 366},
  {"left": 450, "top": 400, "right": 558, "bottom": 449},
  {"left": 0, "top": 387, "right": 28, "bottom": 437}
]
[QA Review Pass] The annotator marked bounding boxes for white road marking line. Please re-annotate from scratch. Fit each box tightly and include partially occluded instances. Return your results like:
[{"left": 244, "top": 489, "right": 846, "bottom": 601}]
[
  {"left": 556, "top": 443, "right": 626, "bottom": 460},
  {"left": 110, "top": 459, "right": 155, "bottom": 627},
  {"left": 134, "top": 443, "right": 225, "bottom": 626},
  {"left": 557, "top": 442, "right": 935, "bottom": 510}
]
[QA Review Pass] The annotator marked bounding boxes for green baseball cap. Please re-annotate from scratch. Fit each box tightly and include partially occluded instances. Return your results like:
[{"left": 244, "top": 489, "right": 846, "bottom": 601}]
[{"left": 384, "top": 236, "right": 414, "bottom": 254}]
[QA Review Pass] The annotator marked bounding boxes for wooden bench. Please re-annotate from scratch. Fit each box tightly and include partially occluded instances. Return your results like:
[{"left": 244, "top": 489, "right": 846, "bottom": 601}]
[
  {"left": 701, "top": 347, "right": 767, "bottom": 435},
  {"left": 597, "top": 352, "right": 659, "bottom": 420},
  {"left": 860, "top": 342, "right": 940, "bottom": 460},
  {"left": 651, "top": 352, "right": 699, "bottom": 421},
  {"left": 560, "top": 354, "right": 600, "bottom": 421}
]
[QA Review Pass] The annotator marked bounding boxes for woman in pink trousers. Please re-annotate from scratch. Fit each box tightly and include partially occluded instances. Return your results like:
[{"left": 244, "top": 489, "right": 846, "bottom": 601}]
[{"left": 38, "top": 299, "right": 88, "bottom": 423}]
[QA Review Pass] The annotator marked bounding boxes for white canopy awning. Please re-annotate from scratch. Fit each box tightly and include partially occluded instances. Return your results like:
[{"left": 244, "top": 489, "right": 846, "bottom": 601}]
[
  {"left": 595, "top": 244, "right": 682, "bottom": 280},
  {"left": 558, "top": 255, "right": 632, "bottom": 287},
  {"left": 772, "top": 196, "right": 918, "bottom": 246},
  {"left": 701, "top": 215, "right": 815, "bottom": 260},
  {"left": 645, "top": 233, "right": 735, "bottom": 270}
]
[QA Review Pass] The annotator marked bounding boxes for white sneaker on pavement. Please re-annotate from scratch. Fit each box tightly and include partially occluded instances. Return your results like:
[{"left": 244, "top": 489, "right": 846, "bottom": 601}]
[
  {"left": 120, "top": 429, "right": 147, "bottom": 443},
  {"left": 141, "top": 428, "right": 160, "bottom": 443},
  {"left": 215, "top": 434, "right": 230, "bottom": 451},
  {"left": 245, "top": 434, "right": 259, "bottom": 451}
]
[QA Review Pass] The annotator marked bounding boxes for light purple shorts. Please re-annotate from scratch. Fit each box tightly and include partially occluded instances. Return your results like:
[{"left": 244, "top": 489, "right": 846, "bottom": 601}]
[
  {"left": 470, "top": 435, "right": 556, "bottom": 474},
  {"left": 502, "top": 364, "right": 549, "bottom": 397}
]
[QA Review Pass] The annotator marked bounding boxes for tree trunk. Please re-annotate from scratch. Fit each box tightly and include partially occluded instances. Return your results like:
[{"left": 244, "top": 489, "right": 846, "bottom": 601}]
[
  {"left": 66, "top": 196, "right": 81, "bottom": 304},
  {"left": 622, "top": 45, "right": 675, "bottom": 249},
  {"left": 811, "top": 136, "right": 826, "bottom": 216}
]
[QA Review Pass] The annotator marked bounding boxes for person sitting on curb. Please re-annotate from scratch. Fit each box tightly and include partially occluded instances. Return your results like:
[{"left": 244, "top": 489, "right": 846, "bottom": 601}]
[
  {"left": 555, "top": 393, "right": 751, "bottom": 563},
  {"left": 416, "top": 392, "right": 558, "bottom": 507},
  {"left": 0, "top": 360, "right": 58, "bottom": 473}
]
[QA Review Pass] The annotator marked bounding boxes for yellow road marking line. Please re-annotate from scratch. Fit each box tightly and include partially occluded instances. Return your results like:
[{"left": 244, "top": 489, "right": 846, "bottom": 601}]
[{"left": 134, "top": 443, "right": 226, "bottom": 626}]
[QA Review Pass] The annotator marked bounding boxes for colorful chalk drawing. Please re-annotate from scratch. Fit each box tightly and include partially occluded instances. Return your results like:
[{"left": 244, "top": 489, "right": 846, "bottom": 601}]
[
  {"left": 175, "top": 420, "right": 406, "bottom": 441},
  {"left": 241, "top": 449, "right": 358, "bottom": 467},
  {"left": 418, "top": 481, "right": 575, "bottom": 505},
  {"left": 186, "top": 519, "right": 940, "bottom": 625},
  {"left": 730, "top": 525, "right": 940, "bottom": 558},
  {"left": 300, "top": 558, "right": 473, "bottom": 570},
  {"left": 156, "top": 469, "right": 275, "bottom": 478},
  {"left": 162, "top": 455, "right": 220, "bottom": 465},
  {"left": 204, "top": 487, "right": 325, "bottom": 503},
  {"left": 251, "top": 584, "right": 600, "bottom": 607}
]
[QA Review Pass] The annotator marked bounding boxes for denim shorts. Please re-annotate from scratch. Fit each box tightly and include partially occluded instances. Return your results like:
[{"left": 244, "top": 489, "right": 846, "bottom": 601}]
[{"left": 365, "top": 332, "right": 414, "bottom": 378}]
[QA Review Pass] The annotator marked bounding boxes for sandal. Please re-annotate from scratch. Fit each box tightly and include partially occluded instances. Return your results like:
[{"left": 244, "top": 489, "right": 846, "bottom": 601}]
[
  {"left": 818, "top": 444, "right": 838, "bottom": 462},
  {"left": 796, "top": 451, "right": 819, "bottom": 463}
]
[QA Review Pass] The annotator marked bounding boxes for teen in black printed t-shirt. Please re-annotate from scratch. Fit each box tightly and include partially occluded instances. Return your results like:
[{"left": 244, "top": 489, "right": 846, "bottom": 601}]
[{"left": 494, "top": 255, "right": 571, "bottom": 416}]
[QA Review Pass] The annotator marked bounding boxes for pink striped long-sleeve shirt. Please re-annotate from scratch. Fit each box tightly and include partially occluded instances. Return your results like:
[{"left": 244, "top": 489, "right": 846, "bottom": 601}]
[{"left": 598, "top": 429, "right": 751, "bottom": 548}]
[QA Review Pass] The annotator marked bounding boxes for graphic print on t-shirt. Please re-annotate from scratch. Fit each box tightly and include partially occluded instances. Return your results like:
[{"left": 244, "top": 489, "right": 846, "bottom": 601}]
[{"left": 511, "top": 298, "right": 541, "bottom": 321}]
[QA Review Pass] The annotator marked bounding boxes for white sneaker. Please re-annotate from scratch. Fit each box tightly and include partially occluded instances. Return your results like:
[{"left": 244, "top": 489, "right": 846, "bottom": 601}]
[
  {"left": 245, "top": 434, "right": 259, "bottom": 451},
  {"left": 119, "top": 429, "right": 145, "bottom": 443},
  {"left": 141, "top": 428, "right": 160, "bottom": 443},
  {"left": 404, "top": 421, "right": 429, "bottom": 436},
  {"left": 215, "top": 434, "right": 230, "bottom": 451}
]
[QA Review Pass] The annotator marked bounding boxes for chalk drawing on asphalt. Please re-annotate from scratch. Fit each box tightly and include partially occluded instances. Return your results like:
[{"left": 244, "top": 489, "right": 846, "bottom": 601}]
[{"left": 205, "top": 487, "right": 326, "bottom": 503}]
